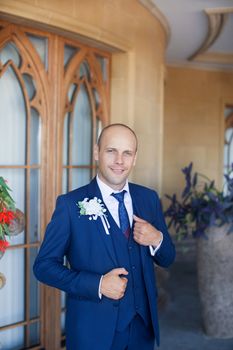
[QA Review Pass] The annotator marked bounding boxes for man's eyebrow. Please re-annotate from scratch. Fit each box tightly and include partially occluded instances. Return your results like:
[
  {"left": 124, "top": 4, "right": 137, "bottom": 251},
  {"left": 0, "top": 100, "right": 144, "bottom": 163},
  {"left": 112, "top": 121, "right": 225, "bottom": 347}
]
[{"left": 104, "top": 147, "right": 135, "bottom": 154}]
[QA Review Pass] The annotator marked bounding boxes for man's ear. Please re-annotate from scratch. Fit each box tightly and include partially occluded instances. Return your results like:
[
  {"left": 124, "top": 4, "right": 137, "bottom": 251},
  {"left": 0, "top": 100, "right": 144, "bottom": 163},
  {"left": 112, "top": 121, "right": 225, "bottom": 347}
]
[
  {"left": 93, "top": 144, "right": 99, "bottom": 161},
  {"left": 133, "top": 152, "right": 137, "bottom": 166}
]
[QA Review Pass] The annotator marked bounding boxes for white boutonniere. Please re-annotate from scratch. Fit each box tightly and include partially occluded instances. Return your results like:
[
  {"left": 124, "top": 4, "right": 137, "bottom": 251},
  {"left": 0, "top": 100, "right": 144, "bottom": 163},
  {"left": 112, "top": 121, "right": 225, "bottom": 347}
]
[{"left": 77, "top": 197, "right": 110, "bottom": 235}]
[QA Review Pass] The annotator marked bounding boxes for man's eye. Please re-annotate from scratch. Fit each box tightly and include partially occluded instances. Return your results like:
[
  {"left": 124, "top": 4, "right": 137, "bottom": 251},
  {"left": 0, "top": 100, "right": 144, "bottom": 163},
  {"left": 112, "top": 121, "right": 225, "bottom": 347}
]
[
  {"left": 106, "top": 149, "right": 114, "bottom": 153},
  {"left": 125, "top": 151, "right": 133, "bottom": 156}
]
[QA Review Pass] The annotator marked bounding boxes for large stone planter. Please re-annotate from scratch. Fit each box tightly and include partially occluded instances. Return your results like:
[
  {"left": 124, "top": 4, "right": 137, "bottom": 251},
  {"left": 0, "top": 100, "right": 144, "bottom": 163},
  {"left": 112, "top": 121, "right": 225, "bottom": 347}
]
[{"left": 197, "top": 224, "right": 233, "bottom": 338}]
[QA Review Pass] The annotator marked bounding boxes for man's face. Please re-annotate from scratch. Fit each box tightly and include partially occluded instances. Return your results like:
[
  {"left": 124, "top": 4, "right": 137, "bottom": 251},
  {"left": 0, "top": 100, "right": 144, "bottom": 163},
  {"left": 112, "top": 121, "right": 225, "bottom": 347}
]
[{"left": 94, "top": 126, "right": 137, "bottom": 191}]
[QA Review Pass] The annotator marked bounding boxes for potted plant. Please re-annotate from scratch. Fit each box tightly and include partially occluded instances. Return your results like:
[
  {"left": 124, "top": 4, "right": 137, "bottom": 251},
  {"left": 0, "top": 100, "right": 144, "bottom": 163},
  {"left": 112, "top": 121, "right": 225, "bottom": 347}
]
[
  {"left": 0, "top": 176, "right": 15, "bottom": 255},
  {"left": 0, "top": 176, "right": 25, "bottom": 253},
  {"left": 0, "top": 177, "right": 25, "bottom": 289},
  {"left": 164, "top": 163, "right": 233, "bottom": 338}
]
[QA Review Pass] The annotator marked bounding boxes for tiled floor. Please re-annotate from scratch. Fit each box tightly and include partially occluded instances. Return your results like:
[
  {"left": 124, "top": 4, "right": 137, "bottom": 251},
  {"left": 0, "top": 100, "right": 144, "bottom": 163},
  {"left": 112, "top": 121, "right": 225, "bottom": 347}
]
[{"left": 158, "top": 260, "right": 233, "bottom": 350}]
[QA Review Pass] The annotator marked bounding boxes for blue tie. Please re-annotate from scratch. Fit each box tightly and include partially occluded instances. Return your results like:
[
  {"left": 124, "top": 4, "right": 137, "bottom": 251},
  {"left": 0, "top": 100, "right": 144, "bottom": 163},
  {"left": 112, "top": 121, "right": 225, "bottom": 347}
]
[{"left": 112, "top": 190, "right": 130, "bottom": 239}]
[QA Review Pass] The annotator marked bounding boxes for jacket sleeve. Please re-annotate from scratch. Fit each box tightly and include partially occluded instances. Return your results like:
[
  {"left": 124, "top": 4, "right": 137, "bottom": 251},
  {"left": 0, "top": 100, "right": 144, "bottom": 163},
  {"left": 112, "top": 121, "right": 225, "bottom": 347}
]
[
  {"left": 150, "top": 191, "right": 176, "bottom": 267},
  {"left": 33, "top": 195, "right": 102, "bottom": 302}
]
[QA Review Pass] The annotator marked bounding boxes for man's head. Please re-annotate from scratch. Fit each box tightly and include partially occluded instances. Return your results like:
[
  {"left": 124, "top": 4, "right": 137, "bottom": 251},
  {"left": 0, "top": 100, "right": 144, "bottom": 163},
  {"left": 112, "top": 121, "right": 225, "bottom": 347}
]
[{"left": 94, "top": 124, "right": 138, "bottom": 190}]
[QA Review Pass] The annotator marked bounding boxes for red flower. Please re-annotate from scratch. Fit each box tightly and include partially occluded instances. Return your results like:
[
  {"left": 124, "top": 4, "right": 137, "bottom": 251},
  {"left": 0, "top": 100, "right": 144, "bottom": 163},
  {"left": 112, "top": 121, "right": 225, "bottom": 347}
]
[
  {"left": 0, "top": 209, "right": 15, "bottom": 225},
  {"left": 0, "top": 239, "right": 9, "bottom": 252}
]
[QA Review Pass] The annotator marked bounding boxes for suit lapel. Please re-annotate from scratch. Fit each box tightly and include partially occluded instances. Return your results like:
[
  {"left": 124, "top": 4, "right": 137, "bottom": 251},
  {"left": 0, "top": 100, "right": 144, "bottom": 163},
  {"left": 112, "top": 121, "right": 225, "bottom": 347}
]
[
  {"left": 87, "top": 178, "right": 118, "bottom": 266},
  {"left": 129, "top": 184, "right": 147, "bottom": 267}
]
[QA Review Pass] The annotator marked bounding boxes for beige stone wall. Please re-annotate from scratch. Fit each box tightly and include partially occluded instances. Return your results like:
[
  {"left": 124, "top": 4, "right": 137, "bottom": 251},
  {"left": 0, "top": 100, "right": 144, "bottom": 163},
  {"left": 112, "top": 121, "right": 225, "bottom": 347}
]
[
  {"left": 0, "top": 0, "right": 167, "bottom": 192},
  {"left": 163, "top": 66, "right": 233, "bottom": 199}
]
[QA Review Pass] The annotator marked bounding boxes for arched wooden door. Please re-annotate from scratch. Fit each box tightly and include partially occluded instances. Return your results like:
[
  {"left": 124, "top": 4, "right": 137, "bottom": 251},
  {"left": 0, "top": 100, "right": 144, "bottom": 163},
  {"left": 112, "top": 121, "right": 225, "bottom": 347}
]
[{"left": 0, "top": 19, "right": 110, "bottom": 350}]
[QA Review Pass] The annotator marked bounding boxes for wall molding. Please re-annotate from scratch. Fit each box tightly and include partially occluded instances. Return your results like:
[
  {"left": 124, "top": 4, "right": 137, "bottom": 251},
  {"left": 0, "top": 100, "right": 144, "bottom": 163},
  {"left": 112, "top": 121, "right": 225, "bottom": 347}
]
[
  {"left": 0, "top": 0, "right": 131, "bottom": 52},
  {"left": 188, "top": 7, "right": 233, "bottom": 66},
  {"left": 167, "top": 61, "right": 233, "bottom": 73},
  {"left": 193, "top": 52, "right": 233, "bottom": 65}
]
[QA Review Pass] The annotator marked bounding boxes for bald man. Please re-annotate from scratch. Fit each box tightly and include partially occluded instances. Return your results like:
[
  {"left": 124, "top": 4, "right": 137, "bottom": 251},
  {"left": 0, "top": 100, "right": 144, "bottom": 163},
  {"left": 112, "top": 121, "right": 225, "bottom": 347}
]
[{"left": 34, "top": 124, "right": 175, "bottom": 350}]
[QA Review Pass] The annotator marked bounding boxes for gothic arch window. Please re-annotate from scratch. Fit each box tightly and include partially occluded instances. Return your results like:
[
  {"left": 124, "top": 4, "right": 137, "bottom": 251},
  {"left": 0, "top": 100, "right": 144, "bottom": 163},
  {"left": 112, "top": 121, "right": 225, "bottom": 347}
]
[
  {"left": 0, "top": 19, "right": 110, "bottom": 350},
  {"left": 62, "top": 44, "right": 109, "bottom": 193},
  {"left": 224, "top": 105, "right": 233, "bottom": 175}
]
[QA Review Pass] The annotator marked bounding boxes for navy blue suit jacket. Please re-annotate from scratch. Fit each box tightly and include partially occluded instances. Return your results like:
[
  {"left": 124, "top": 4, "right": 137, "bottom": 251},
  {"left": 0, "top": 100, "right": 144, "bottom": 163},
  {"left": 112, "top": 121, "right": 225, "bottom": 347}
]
[{"left": 33, "top": 178, "right": 175, "bottom": 350}]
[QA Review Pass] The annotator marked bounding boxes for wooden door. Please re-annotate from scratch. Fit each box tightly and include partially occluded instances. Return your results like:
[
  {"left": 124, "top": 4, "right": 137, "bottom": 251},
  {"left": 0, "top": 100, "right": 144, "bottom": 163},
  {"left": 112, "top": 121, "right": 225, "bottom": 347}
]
[{"left": 0, "top": 19, "right": 110, "bottom": 350}]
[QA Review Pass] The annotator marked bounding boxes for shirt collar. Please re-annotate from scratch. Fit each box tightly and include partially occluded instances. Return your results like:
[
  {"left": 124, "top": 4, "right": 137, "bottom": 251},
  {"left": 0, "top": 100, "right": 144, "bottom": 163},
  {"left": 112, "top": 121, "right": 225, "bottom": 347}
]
[{"left": 96, "top": 174, "right": 129, "bottom": 197}]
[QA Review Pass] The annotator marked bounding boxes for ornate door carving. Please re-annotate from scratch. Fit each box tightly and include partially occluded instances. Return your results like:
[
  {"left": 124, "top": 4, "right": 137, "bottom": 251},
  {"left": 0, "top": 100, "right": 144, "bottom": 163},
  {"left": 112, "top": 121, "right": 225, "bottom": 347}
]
[{"left": 0, "top": 19, "right": 110, "bottom": 349}]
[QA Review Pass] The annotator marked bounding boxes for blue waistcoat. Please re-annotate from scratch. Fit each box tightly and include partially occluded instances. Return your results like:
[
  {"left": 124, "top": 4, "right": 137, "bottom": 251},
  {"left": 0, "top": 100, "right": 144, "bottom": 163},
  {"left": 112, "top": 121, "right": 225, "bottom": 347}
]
[{"left": 108, "top": 214, "right": 151, "bottom": 331}]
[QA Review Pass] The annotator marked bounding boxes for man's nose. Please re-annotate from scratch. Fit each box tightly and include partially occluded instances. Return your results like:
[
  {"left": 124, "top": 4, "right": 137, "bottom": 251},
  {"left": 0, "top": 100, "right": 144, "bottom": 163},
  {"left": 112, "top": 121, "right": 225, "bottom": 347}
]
[{"left": 115, "top": 153, "right": 123, "bottom": 164}]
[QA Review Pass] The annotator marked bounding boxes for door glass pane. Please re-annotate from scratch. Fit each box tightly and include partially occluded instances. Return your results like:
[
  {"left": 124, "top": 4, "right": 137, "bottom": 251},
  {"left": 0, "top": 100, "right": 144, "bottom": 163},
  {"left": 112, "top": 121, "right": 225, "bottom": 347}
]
[
  {"left": 29, "top": 322, "right": 40, "bottom": 347},
  {"left": 63, "top": 113, "right": 70, "bottom": 166},
  {"left": 22, "top": 73, "right": 36, "bottom": 101},
  {"left": 29, "top": 248, "right": 40, "bottom": 318},
  {"left": 224, "top": 106, "right": 233, "bottom": 175},
  {"left": 68, "top": 83, "right": 77, "bottom": 102},
  {"left": 0, "top": 65, "right": 26, "bottom": 165},
  {"left": 224, "top": 129, "right": 233, "bottom": 166},
  {"left": 0, "top": 248, "right": 25, "bottom": 326},
  {"left": 30, "top": 169, "right": 40, "bottom": 243},
  {"left": 96, "top": 55, "right": 108, "bottom": 82},
  {"left": 71, "top": 168, "right": 91, "bottom": 190},
  {"left": 79, "top": 61, "right": 90, "bottom": 79},
  {"left": 27, "top": 34, "right": 48, "bottom": 71},
  {"left": 93, "top": 88, "right": 100, "bottom": 109},
  {"left": 64, "top": 45, "right": 79, "bottom": 68},
  {"left": 61, "top": 290, "right": 66, "bottom": 334},
  {"left": 61, "top": 311, "right": 66, "bottom": 335},
  {"left": 62, "top": 168, "right": 68, "bottom": 194},
  {"left": 72, "top": 84, "right": 92, "bottom": 165},
  {"left": 0, "top": 42, "right": 21, "bottom": 67},
  {"left": 96, "top": 118, "right": 103, "bottom": 142},
  {"left": 0, "top": 326, "right": 24, "bottom": 350},
  {"left": 30, "top": 108, "right": 41, "bottom": 164}
]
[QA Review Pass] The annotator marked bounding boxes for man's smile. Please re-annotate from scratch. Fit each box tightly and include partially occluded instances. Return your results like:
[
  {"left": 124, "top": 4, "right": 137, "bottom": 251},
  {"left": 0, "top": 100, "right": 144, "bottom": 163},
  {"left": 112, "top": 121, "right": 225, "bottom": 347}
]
[{"left": 110, "top": 167, "right": 125, "bottom": 174}]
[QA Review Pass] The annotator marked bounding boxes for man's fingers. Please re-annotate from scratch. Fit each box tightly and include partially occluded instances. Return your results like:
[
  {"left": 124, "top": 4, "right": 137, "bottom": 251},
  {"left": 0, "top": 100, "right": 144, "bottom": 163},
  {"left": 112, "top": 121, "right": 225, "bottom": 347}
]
[
  {"left": 134, "top": 234, "right": 142, "bottom": 243},
  {"left": 133, "top": 214, "right": 146, "bottom": 223},
  {"left": 120, "top": 277, "right": 128, "bottom": 292},
  {"left": 121, "top": 277, "right": 128, "bottom": 285},
  {"left": 111, "top": 267, "right": 128, "bottom": 276},
  {"left": 133, "top": 226, "right": 143, "bottom": 234}
]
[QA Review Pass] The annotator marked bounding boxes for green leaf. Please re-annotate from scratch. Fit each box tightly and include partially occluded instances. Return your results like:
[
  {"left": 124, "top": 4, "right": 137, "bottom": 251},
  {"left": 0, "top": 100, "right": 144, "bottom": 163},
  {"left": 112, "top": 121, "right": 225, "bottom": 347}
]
[
  {"left": 3, "top": 224, "right": 9, "bottom": 235},
  {"left": 0, "top": 225, "right": 4, "bottom": 240}
]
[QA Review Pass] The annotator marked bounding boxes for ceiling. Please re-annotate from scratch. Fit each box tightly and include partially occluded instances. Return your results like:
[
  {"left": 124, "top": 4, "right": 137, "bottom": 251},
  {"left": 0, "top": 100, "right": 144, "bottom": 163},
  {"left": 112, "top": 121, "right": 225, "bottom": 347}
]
[{"left": 140, "top": 0, "right": 233, "bottom": 71}]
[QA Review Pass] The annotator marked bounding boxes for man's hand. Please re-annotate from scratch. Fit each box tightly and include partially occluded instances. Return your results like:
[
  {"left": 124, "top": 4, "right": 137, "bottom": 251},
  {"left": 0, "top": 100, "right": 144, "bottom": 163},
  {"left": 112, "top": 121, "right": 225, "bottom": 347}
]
[
  {"left": 100, "top": 268, "right": 128, "bottom": 300},
  {"left": 133, "top": 215, "right": 163, "bottom": 247}
]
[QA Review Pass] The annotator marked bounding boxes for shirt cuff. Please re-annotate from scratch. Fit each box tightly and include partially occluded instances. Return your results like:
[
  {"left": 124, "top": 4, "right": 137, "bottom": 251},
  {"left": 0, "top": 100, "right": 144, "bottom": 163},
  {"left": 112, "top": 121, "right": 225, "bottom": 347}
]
[
  {"left": 98, "top": 275, "right": 103, "bottom": 299},
  {"left": 149, "top": 233, "right": 163, "bottom": 256}
]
